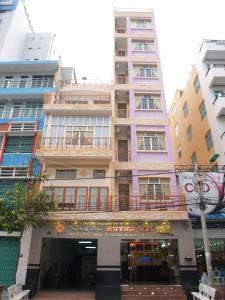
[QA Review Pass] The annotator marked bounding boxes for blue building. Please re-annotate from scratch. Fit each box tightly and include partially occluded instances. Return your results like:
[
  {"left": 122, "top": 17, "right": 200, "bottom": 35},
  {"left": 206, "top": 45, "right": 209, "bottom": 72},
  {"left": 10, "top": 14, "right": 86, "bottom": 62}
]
[{"left": 0, "top": 59, "right": 59, "bottom": 287}]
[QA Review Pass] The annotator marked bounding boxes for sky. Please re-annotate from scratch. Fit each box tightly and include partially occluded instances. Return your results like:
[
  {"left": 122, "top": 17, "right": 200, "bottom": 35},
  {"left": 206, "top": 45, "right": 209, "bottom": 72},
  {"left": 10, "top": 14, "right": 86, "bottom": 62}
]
[{"left": 26, "top": 0, "right": 225, "bottom": 107}]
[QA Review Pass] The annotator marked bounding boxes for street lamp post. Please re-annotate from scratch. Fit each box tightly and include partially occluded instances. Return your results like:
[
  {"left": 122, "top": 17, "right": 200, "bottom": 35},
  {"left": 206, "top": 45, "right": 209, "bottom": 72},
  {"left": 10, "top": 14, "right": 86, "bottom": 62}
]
[{"left": 194, "top": 163, "right": 213, "bottom": 286}]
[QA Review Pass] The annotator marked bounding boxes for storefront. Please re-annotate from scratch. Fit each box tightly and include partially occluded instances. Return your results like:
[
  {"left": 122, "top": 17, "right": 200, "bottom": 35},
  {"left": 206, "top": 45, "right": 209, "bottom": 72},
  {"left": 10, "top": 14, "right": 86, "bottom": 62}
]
[{"left": 24, "top": 217, "right": 198, "bottom": 300}]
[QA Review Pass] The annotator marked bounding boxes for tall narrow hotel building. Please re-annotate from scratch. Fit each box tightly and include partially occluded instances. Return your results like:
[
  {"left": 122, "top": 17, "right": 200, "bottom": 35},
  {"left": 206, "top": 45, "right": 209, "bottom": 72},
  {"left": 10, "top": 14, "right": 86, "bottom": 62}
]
[{"left": 7, "top": 9, "right": 197, "bottom": 299}]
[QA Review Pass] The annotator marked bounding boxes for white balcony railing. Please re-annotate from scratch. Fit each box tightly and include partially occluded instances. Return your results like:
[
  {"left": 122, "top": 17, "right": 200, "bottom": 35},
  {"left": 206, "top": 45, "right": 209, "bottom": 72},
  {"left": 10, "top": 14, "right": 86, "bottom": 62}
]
[
  {"left": 0, "top": 108, "right": 43, "bottom": 119},
  {"left": 0, "top": 78, "right": 54, "bottom": 89},
  {"left": 0, "top": 167, "right": 29, "bottom": 178}
]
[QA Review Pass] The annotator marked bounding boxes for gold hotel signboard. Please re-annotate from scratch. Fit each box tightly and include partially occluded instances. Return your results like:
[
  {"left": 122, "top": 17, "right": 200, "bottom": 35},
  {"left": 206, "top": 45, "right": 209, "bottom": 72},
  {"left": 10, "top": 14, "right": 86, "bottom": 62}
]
[{"left": 54, "top": 221, "right": 171, "bottom": 236}]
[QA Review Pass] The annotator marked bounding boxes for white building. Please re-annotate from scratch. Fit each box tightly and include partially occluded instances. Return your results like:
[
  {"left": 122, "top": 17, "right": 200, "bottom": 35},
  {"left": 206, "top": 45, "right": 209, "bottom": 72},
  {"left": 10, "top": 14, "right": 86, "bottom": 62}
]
[
  {"left": 0, "top": 0, "right": 56, "bottom": 61},
  {"left": 196, "top": 39, "right": 225, "bottom": 165}
]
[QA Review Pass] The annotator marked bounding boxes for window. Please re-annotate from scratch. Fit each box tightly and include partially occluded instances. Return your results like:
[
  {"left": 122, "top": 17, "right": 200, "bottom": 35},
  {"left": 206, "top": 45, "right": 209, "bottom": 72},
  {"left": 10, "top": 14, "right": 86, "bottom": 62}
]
[
  {"left": 32, "top": 75, "right": 54, "bottom": 87},
  {"left": 187, "top": 126, "right": 192, "bottom": 141},
  {"left": 5, "top": 136, "right": 33, "bottom": 153},
  {"left": 135, "top": 94, "right": 161, "bottom": 110},
  {"left": 93, "top": 170, "right": 106, "bottom": 178},
  {"left": 191, "top": 152, "right": 197, "bottom": 165},
  {"left": 131, "top": 19, "right": 151, "bottom": 29},
  {"left": 25, "top": 102, "right": 43, "bottom": 118},
  {"left": 194, "top": 76, "right": 200, "bottom": 93},
  {"left": 199, "top": 101, "right": 207, "bottom": 119},
  {"left": 205, "top": 131, "right": 213, "bottom": 151},
  {"left": 171, "top": 104, "right": 176, "bottom": 116},
  {"left": 177, "top": 145, "right": 182, "bottom": 159},
  {"left": 175, "top": 123, "right": 179, "bottom": 136},
  {"left": 139, "top": 177, "right": 171, "bottom": 201},
  {"left": 132, "top": 40, "right": 154, "bottom": 52},
  {"left": 134, "top": 65, "right": 157, "bottom": 78},
  {"left": 28, "top": 47, "right": 33, "bottom": 50},
  {"left": 183, "top": 102, "right": 188, "bottom": 118},
  {"left": 137, "top": 131, "right": 166, "bottom": 151},
  {"left": 65, "top": 126, "right": 94, "bottom": 145},
  {"left": 89, "top": 187, "right": 108, "bottom": 210},
  {"left": 55, "top": 170, "right": 76, "bottom": 179}
]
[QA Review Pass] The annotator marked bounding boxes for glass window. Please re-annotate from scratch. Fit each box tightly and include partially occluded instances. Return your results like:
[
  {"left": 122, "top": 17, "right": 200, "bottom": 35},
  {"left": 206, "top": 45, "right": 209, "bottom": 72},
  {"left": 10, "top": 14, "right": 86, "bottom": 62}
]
[
  {"left": 135, "top": 94, "right": 161, "bottom": 110},
  {"left": 205, "top": 131, "right": 213, "bottom": 151},
  {"left": 171, "top": 104, "right": 176, "bottom": 116},
  {"left": 177, "top": 145, "right": 182, "bottom": 159},
  {"left": 199, "top": 101, "right": 207, "bottom": 119},
  {"left": 187, "top": 126, "right": 192, "bottom": 142},
  {"left": 134, "top": 65, "right": 157, "bottom": 78},
  {"left": 194, "top": 76, "right": 200, "bottom": 93},
  {"left": 133, "top": 40, "right": 154, "bottom": 52},
  {"left": 139, "top": 177, "right": 171, "bottom": 201},
  {"left": 93, "top": 170, "right": 106, "bottom": 178},
  {"left": 55, "top": 170, "right": 76, "bottom": 179},
  {"left": 191, "top": 152, "right": 197, "bottom": 165},
  {"left": 137, "top": 131, "right": 166, "bottom": 151},
  {"left": 132, "top": 19, "right": 151, "bottom": 29},
  {"left": 183, "top": 102, "right": 188, "bottom": 118}
]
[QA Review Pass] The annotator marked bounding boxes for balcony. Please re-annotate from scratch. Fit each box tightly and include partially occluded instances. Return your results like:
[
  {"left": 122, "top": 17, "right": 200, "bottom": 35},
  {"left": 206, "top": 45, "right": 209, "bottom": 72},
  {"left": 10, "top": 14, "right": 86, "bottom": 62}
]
[
  {"left": 0, "top": 166, "right": 29, "bottom": 178},
  {"left": 0, "top": 78, "right": 56, "bottom": 98},
  {"left": 213, "top": 93, "right": 225, "bottom": 117},
  {"left": 116, "top": 109, "right": 129, "bottom": 118},
  {"left": 37, "top": 137, "right": 112, "bottom": 160},
  {"left": 0, "top": 108, "right": 43, "bottom": 121},
  {"left": 44, "top": 94, "right": 112, "bottom": 115},
  {"left": 207, "top": 65, "right": 225, "bottom": 87},
  {"left": 115, "top": 150, "right": 131, "bottom": 162},
  {"left": 201, "top": 40, "right": 225, "bottom": 62},
  {"left": 46, "top": 193, "right": 186, "bottom": 213}
]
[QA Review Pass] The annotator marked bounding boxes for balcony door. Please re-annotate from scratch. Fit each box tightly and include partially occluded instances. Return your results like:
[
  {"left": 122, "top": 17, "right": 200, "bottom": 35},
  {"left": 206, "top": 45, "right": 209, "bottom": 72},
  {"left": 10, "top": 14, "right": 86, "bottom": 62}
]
[
  {"left": 119, "top": 184, "right": 129, "bottom": 211},
  {"left": 118, "top": 140, "right": 128, "bottom": 162},
  {"left": 117, "top": 103, "right": 127, "bottom": 118}
]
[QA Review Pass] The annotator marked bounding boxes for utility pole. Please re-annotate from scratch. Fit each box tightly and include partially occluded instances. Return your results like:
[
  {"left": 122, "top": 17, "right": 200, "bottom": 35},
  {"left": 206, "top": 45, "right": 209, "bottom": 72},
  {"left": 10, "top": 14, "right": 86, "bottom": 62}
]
[{"left": 194, "top": 163, "right": 213, "bottom": 286}]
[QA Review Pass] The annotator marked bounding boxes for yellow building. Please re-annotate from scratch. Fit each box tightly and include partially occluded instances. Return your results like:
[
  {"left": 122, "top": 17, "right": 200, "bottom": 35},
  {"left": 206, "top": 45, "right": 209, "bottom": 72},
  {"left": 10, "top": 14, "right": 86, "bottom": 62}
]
[{"left": 168, "top": 66, "right": 215, "bottom": 166}]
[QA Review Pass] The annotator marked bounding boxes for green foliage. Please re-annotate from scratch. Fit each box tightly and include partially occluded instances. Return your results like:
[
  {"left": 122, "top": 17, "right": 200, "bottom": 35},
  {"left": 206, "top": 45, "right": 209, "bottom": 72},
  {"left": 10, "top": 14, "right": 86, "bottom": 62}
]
[{"left": 0, "top": 175, "right": 54, "bottom": 232}]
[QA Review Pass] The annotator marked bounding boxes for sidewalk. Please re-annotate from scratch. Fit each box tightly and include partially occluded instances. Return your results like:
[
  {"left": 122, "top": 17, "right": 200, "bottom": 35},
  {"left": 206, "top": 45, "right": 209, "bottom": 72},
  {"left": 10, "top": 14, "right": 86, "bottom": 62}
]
[{"left": 33, "top": 291, "right": 95, "bottom": 300}]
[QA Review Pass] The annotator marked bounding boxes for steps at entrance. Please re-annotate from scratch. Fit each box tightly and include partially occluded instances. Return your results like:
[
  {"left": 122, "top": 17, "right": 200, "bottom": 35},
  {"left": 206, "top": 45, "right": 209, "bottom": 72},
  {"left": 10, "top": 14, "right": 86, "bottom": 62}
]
[{"left": 121, "top": 285, "right": 187, "bottom": 300}]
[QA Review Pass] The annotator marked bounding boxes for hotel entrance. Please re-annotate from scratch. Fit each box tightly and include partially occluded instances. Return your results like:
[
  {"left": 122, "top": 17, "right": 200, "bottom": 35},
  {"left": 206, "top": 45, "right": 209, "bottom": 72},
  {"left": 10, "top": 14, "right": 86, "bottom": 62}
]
[
  {"left": 39, "top": 238, "right": 97, "bottom": 290},
  {"left": 121, "top": 240, "right": 180, "bottom": 284}
]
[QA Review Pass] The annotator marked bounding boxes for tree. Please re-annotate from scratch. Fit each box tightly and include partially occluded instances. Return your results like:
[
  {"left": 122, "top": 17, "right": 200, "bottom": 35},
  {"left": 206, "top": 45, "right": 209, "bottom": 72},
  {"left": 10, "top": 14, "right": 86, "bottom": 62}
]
[
  {"left": 0, "top": 176, "right": 54, "bottom": 233},
  {"left": 0, "top": 176, "right": 55, "bottom": 287}
]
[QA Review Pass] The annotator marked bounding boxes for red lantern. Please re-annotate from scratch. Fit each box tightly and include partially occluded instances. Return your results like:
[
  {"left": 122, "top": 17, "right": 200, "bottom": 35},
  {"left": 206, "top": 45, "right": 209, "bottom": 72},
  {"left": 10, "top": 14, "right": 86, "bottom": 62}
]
[{"left": 56, "top": 223, "right": 64, "bottom": 233}]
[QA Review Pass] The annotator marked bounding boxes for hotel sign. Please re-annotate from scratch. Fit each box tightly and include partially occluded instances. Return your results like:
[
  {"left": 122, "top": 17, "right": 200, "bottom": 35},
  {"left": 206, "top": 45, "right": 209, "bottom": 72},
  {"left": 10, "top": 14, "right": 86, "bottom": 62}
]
[{"left": 57, "top": 221, "right": 171, "bottom": 235}]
